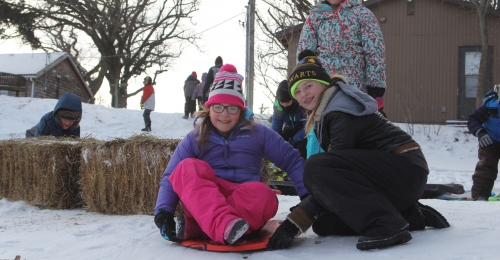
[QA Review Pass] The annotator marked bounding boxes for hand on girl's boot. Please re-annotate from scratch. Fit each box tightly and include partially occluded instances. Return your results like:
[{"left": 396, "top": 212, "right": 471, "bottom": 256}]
[{"left": 154, "top": 211, "right": 181, "bottom": 242}]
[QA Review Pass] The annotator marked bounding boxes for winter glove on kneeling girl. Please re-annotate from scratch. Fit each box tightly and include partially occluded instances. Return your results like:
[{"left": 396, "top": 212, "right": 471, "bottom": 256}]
[{"left": 268, "top": 195, "right": 320, "bottom": 250}]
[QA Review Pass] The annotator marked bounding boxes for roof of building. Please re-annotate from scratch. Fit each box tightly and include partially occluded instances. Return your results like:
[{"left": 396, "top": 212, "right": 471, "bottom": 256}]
[{"left": 0, "top": 52, "right": 92, "bottom": 97}]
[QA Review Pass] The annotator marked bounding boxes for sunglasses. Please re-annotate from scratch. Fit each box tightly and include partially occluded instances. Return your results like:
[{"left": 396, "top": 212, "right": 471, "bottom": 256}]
[{"left": 212, "top": 105, "right": 240, "bottom": 115}]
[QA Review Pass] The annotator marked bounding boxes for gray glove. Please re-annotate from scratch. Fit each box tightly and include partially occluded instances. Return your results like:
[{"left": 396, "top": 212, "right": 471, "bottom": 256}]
[{"left": 477, "top": 130, "right": 493, "bottom": 148}]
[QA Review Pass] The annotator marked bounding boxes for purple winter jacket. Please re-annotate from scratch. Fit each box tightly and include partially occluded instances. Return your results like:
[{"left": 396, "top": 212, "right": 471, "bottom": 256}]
[{"left": 154, "top": 123, "right": 308, "bottom": 214}]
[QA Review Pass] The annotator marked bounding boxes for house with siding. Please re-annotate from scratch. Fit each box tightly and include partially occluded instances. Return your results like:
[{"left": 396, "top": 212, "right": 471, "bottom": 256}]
[
  {"left": 276, "top": 0, "right": 500, "bottom": 123},
  {"left": 0, "top": 52, "right": 94, "bottom": 103}
]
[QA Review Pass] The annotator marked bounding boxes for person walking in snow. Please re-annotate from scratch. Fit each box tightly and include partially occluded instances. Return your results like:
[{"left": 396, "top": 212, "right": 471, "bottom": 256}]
[
  {"left": 298, "top": 0, "right": 387, "bottom": 117},
  {"left": 467, "top": 88, "right": 500, "bottom": 201},
  {"left": 192, "top": 72, "right": 208, "bottom": 112},
  {"left": 202, "top": 56, "right": 223, "bottom": 103},
  {"left": 267, "top": 50, "right": 450, "bottom": 251},
  {"left": 183, "top": 72, "right": 199, "bottom": 119},
  {"left": 140, "top": 76, "right": 155, "bottom": 131},
  {"left": 154, "top": 64, "right": 308, "bottom": 246},
  {"left": 272, "top": 80, "right": 307, "bottom": 160},
  {"left": 28, "top": 92, "right": 82, "bottom": 138}
]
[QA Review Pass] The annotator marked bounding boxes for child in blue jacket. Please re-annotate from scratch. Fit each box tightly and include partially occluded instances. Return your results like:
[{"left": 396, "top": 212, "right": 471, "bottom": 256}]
[
  {"left": 31, "top": 92, "right": 82, "bottom": 138},
  {"left": 272, "top": 80, "right": 307, "bottom": 159},
  {"left": 467, "top": 89, "right": 500, "bottom": 201}
]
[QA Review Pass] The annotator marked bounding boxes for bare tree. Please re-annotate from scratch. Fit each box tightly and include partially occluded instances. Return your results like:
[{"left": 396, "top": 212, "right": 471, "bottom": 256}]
[
  {"left": 254, "top": 0, "right": 313, "bottom": 102},
  {"left": 12, "top": 0, "right": 200, "bottom": 108},
  {"left": 0, "top": 0, "right": 40, "bottom": 48}
]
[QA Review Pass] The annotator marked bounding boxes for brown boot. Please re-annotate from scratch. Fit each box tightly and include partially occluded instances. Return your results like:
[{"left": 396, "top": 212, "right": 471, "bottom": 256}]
[{"left": 286, "top": 196, "right": 321, "bottom": 233}]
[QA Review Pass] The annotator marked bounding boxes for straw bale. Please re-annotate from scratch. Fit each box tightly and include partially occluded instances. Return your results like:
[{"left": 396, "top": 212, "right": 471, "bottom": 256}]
[
  {"left": 80, "top": 135, "right": 181, "bottom": 215},
  {"left": 0, "top": 134, "right": 278, "bottom": 216},
  {"left": 0, "top": 137, "right": 83, "bottom": 209},
  {"left": 261, "top": 157, "right": 273, "bottom": 185}
]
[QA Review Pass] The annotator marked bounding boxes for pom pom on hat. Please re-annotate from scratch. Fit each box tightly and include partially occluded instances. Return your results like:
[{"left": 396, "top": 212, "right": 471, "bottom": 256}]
[
  {"left": 205, "top": 63, "right": 246, "bottom": 111},
  {"left": 219, "top": 64, "right": 237, "bottom": 73},
  {"left": 297, "top": 49, "right": 317, "bottom": 61},
  {"left": 192, "top": 71, "right": 197, "bottom": 78}
]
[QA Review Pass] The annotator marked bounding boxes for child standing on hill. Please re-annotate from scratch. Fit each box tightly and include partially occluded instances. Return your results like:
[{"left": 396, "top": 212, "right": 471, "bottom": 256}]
[
  {"left": 154, "top": 64, "right": 308, "bottom": 245},
  {"left": 298, "top": 0, "right": 387, "bottom": 117},
  {"left": 183, "top": 72, "right": 200, "bottom": 119},
  {"left": 192, "top": 72, "right": 208, "bottom": 112},
  {"left": 268, "top": 50, "right": 449, "bottom": 251},
  {"left": 467, "top": 88, "right": 500, "bottom": 201},
  {"left": 202, "top": 56, "right": 224, "bottom": 103},
  {"left": 140, "top": 76, "right": 155, "bottom": 131}
]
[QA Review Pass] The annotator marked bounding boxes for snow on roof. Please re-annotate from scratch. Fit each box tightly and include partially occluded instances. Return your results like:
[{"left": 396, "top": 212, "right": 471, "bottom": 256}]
[
  {"left": 0, "top": 52, "right": 68, "bottom": 77},
  {"left": 0, "top": 52, "right": 93, "bottom": 98}
]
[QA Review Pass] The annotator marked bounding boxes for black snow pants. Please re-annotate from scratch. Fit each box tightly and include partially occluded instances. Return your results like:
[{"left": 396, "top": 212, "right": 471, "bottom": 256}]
[
  {"left": 184, "top": 97, "right": 196, "bottom": 117},
  {"left": 143, "top": 109, "right": 152, "bottom": 128},
  {"left": 304, "top": 149, "right": 428, "bottom": 238},
  {"left": 472, "top": 143, "right": 500, "bottom": 199}
]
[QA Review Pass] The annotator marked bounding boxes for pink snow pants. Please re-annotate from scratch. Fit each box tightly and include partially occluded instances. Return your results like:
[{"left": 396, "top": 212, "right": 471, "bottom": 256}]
[{"left": 169, "top": 158, "right": 278, "bottom": 244}]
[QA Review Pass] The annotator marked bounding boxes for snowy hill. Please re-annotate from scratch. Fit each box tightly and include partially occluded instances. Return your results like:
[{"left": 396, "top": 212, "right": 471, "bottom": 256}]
[{"left": 1, "top": 95, "right": 499, "bottom": 260}]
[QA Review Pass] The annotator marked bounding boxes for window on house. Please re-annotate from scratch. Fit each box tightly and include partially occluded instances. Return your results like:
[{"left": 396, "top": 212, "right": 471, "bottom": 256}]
[{"left": 464, "top": 51, "right": 480, "bottom": 99}]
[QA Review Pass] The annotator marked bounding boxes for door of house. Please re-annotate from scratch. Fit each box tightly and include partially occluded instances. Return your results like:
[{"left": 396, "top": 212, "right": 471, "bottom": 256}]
[{"left": 458, "top": 46, "right": 493, "bottom": 120}]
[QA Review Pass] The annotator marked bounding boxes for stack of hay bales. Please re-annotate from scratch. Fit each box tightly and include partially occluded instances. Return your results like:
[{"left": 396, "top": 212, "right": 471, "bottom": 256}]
[{"left": 0, "top": 135, "right": 275, "bottom": 215}]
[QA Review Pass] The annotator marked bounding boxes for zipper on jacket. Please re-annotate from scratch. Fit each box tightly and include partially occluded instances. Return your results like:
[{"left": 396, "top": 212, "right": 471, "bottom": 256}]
[
  {"left": 223, "top": 138, "right": 228, "bottom": 158},
  {"left": 220, "top": 131, "right": 234, "bottom": 159},
  {"left": 215, "top": 125, "right": 240, "bottom": 158}
]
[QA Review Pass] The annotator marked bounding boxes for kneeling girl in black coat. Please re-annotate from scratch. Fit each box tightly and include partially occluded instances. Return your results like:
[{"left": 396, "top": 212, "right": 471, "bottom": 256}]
[{"left": 268, "top": 50, "right": 450, "bottom": 251}]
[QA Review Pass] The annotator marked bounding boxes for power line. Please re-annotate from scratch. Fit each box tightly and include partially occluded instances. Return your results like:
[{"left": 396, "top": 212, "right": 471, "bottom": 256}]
[
  {"left": 194, "top": 12, "right": 245, "bottom": 37},
  {"left": 99, "top": 11, "right": 245, "bottom": 58}
]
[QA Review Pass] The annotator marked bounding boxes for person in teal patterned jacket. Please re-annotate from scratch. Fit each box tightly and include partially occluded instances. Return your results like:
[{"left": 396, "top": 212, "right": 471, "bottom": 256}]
[{"left": 297, "top": 0, "right": 387, "bottom": 117}]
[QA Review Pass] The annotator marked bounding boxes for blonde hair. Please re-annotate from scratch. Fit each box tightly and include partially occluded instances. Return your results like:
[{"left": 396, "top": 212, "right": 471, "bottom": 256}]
[
  {"left": 304, "top": 74, "right": 347, "bottom": 134},
  {"left": 195, "top": 107, "right": 253, "bottom": 152}
]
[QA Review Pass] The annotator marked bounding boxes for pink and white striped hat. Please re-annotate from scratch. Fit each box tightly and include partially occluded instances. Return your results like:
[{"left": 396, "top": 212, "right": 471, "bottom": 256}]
[{"left": 205, "top": 64, "right": 246, "bottom": 111}]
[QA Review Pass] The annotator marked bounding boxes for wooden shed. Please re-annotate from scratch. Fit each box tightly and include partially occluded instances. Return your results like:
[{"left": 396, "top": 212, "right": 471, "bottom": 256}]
[
  {"left": 0, "top": 52, "right": 94, "bottom": 103},
  {"left": 276, "top": 0, "right": 500, "bottom": 123}
]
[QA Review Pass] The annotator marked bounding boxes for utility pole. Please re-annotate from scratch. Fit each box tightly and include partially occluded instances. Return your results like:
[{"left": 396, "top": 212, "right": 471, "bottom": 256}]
[{"left": 245, "top": 0, "right": 255, "bottom": 111}]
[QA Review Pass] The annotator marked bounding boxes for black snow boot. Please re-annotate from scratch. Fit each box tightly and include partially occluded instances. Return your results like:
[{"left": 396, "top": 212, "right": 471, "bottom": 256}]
[
  {"left": 356, "top": 229, "right": 412, "bottom": 250},
  {"left": 418, "top": 202, "right": 450, "bottom": 228}
]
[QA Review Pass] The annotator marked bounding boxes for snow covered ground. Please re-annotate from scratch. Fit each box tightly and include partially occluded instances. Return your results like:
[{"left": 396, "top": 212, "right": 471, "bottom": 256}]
[{"left": 1, "top": 95, "right": 499, "bottom": 260}]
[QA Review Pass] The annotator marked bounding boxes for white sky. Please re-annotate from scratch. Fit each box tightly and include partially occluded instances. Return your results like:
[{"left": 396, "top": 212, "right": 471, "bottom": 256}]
[
  {"left": 0, "top": 0, "right": 277, "bottom": 114},
  {"left": 1, "top": 94, "right": 500, "bottom": 259}
]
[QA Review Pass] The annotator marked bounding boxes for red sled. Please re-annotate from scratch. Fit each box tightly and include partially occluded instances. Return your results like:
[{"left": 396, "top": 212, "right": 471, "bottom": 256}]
[{"left": 180, "top": 219, "right": 282, "bottom": 252}]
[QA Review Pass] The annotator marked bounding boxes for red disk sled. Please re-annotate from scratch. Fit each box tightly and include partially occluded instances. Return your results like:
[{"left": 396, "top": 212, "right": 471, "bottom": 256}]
[{"left": 180, "top": 219, "right": 282, "bottom": 252}]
